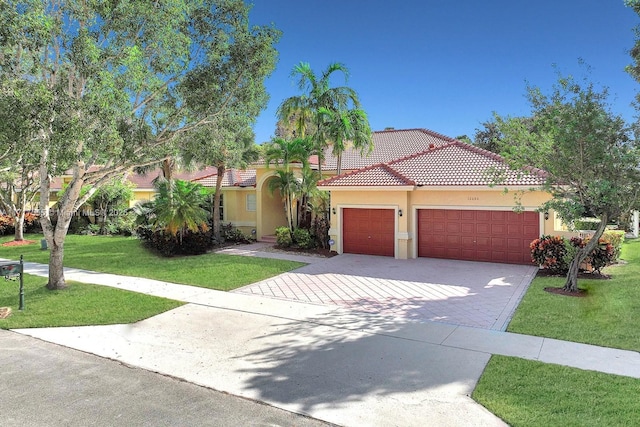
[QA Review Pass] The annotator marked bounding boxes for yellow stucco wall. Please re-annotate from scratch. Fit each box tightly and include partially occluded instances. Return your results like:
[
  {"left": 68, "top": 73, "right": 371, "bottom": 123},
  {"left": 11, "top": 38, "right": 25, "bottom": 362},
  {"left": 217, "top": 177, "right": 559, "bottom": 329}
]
[
  {"left": 129, "top": 190, "right": 155, "bottom": 207},
  {"left": 220, "top": 188, "right": 257, "bottom": 236},
  {"left": 327, "top": 187, "right": 569, "bottom": 259}
]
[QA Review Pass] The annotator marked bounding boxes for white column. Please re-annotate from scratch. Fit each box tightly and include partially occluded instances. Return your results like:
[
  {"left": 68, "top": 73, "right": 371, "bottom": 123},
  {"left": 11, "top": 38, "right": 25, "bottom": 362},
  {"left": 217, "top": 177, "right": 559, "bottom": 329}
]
[{"left": 633, "top": 211, "right": 639, "bottom": 238}]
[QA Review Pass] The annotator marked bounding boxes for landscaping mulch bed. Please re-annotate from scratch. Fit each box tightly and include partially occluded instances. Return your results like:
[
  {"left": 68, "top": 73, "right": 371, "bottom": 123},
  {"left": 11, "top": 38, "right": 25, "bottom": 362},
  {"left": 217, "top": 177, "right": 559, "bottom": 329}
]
[
  {"left": 537, "top": 267, "right": 610, "bottom": 297},
  {"left": 1, "top": 239, "right": 36, "bottom": 247}
]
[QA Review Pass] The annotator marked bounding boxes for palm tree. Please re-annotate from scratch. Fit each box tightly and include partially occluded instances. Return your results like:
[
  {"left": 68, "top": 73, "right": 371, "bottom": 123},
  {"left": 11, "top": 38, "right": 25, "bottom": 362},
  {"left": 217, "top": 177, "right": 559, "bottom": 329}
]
[
  {"left": 317, "top": 107, "right": 373, "bottom": 175},
  {"left": 263, "top": 137, "right": 312, "bottom": 172},
  {"left": 296, "top": 165, "right": 321, "bottom": 229},
  {"left": 267, "top": 169, "right": 300, "bottom": 232},
  {"left": 151, "top": 179, "right": 210, "bottom": 243},
  {"left": 277, "top": 62, "right": 367, "bottom": 174}
]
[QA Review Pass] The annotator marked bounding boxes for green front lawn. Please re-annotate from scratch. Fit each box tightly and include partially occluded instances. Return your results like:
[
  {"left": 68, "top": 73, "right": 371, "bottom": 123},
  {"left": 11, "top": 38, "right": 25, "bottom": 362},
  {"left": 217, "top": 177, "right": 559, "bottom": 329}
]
[
  {"left": 473, "top": 355, "right": 640, "bottom": 427},
  {"left": 507, "top": 239, "right": 640, "bottom": 352},
  {"left": 0, "top": 273, "right": 183, "bottom": 329},
  {"left": 0, "top": 234, "right": 304, "bottom": 291},
  {"left": 474, "top": 239, "right": 640, "bottom": 425}
]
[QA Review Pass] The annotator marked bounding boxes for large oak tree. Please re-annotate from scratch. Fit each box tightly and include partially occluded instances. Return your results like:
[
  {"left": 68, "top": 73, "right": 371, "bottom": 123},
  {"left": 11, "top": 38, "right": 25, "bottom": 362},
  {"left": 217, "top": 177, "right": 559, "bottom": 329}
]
[{"left": 0, "top": 0, "right": 279, "bottom": 289}]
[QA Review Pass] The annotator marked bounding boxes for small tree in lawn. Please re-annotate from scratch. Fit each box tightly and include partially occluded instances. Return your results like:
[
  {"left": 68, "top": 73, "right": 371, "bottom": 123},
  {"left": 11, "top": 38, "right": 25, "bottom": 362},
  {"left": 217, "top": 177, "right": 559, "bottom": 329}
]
[
  {"left": 495, "top": 75, "right": 640, "bottom": 292},
  {"left": 0, "top": 1, "right": 279, "bottom": 289},
  {"left": 85, "top": 177, "right": 134, "bottom": 235},
  {"left": 182, "top": 114, "right": 260, "bottom": 242}
]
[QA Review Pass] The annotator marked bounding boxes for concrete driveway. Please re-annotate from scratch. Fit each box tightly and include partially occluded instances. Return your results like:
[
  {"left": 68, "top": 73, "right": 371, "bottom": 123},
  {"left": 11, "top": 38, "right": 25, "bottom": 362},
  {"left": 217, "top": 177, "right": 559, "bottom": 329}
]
[{"left": 234, "top": 254, "right": 537, "bottom": 330}]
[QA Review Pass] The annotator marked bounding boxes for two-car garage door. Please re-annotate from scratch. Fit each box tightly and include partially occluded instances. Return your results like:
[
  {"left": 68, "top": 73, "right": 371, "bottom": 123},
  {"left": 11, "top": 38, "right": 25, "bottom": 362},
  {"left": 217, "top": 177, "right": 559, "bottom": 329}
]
[
  {"left": 418, "top": 209, "right": 539, "bottom": 264},
  {"left": 342, "top": 207, "right": 539, "bottom": 264}
]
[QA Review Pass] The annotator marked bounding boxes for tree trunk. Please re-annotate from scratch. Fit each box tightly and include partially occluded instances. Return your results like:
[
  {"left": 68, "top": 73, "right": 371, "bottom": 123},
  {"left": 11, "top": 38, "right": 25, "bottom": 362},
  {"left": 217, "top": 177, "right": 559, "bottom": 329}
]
[
  {"left": 14, "top": 188, "right": 26, "bottom": 241},
  {"left": 39, "top": 148, "right": 85, "bottom": 290},
  {"left": 47, "top": 241, "right": 67, "bottom": 290},
  {"left": 213, "top": 166, "right": 224, "bottom": 242},
  {"left": 563, "top": 212, "right": 609, "bottom": 292},
  {"left": 161, "top": 158, "right": 174, "bottom": 181},
  {"left": 14, "top": 211, "right": 25, "bottom": 241}
]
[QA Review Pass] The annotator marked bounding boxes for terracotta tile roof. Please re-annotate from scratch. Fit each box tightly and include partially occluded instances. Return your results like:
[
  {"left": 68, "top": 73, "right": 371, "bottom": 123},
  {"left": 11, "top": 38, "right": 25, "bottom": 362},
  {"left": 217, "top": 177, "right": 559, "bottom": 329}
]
[
  {"left": 319, "top": 141, "right": 547, "bottom": 188},
  {"left": 322, "top": 128, "right": 453, "bottom": 171},
  {"left": 253, "top": 128, "right": 451, "bottom": 170},
  {"left": 318, "top": 163, "right": 416, "bottom": 187},
  {"left": 48, "top": 165, "right": 254, "bottom": 191},
  {"left": 191, "top": 168, "right": 256, "bottom": 187}
]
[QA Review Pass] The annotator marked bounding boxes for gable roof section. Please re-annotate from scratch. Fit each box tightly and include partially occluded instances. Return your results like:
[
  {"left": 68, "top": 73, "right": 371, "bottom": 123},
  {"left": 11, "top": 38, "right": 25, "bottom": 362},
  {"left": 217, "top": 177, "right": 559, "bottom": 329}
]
[
  {"left": 318, "top": 163, "right": 416, "bottom": 187},
  {"left": 318, "top": 141, "right": 547, "bottom": 188},
  {"left": 322, "top": 128, "right": 453, "bottom": 171}
]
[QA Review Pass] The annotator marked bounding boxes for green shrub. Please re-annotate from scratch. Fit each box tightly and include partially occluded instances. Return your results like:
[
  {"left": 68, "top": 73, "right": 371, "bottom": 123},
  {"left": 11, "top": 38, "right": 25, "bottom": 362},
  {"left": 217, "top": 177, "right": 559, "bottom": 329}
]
[
  {"left": 275, "top": 227, "right": 292, "bottom": 247},
  {"left": 137, "top": 225, "right": 214, "bottom": 257},
  {"left": 220, "top": 222, "right": 250, "bottom": 244},
  {"left": 573, "top": 219, "right": 600, "bottom": 230},
  {"left": 602, "top": 230, "right": 625, "bottom": 261},
  {"left": 293, "top": 228, "right": 314, "bottom": 249}
]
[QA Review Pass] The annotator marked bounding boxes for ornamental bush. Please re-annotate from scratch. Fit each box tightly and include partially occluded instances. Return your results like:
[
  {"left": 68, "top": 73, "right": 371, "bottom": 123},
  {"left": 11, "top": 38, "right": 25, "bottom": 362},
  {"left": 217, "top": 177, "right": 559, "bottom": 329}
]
[
  {"left": 293, "top": 228, "right": 314, "bottom": 249},
  {"left": 530, "top": 235, "right": 616, "bottom": 274},
  {"left": 137, "top": 225, "right": 214, "bottom": 257},
  {"left": 530, "top": 235, "right": 568, "bottom": 273},
  {"left": 601, "top": 230, "right": 625, "bottom": 262},
  {"left": 0, "top": 214, "right": 14, "bottom": 235},
  {"left": 220, "top": 222, "right": 251, "bottom": 244},
  {"left": 24, "top": 212, "right": 41, "bottom": 233},
  {"left": 275, "top": 226, "right": 292, "bottom": 247},
  {"left": 572, "top": 236, "right": 616, "bottom": 274}
]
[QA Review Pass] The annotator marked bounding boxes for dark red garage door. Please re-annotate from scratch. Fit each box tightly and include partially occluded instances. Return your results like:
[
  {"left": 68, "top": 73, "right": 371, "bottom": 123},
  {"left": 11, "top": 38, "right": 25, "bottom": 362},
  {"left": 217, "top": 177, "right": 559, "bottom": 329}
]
[
  {"left": 418, "top": 209, "right": 539, "bottom": 264},
  {"left": 343, "top": 208, "right": 395, "bottom": 257}
]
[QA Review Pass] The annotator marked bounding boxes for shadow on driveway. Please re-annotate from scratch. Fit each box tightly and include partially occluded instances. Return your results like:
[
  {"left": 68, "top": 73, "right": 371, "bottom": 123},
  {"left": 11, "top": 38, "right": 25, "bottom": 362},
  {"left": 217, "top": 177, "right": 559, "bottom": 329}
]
[{"left": 236, "top": 254, "right": 537, "bottom": 330}]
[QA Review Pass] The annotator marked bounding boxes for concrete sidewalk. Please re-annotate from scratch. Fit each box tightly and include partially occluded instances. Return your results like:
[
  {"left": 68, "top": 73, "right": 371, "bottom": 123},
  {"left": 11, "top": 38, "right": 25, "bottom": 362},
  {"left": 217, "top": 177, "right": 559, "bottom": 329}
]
[{"left": 7, "top": 259, "right": 640, "bottom": 426}]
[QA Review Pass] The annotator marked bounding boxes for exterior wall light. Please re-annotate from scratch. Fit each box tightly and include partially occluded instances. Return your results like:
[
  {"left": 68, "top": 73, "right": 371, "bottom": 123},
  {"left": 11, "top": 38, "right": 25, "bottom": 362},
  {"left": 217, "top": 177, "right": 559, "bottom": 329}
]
[
  {"left": 544, "top": 211, "right": 549, "bottom": 220},
  {"left": 332, "top": 207, "right": 336, "bottom": 215},
  {"left": 398, "top": 209, "right": 403, "bottom": 217}
]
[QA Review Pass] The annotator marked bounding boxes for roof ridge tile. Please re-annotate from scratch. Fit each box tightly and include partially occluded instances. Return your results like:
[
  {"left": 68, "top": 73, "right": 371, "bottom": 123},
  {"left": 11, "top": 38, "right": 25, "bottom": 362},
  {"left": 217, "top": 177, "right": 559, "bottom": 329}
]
[
  {"left": 380, "top": 163, "right": 417, "bottom": 186},
  {"left": 318, "top": 163, "right": 386, "bottom": 185}
]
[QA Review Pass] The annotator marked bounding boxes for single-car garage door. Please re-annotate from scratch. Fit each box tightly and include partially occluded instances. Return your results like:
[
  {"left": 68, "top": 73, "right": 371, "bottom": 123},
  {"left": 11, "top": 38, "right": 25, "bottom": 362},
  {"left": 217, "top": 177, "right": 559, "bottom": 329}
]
[
  {"left": 343, "top": 208, "right": 395, "bottom": 256},
  {"left": 418, "top": 209, "right": 539, "bottom": 264}
]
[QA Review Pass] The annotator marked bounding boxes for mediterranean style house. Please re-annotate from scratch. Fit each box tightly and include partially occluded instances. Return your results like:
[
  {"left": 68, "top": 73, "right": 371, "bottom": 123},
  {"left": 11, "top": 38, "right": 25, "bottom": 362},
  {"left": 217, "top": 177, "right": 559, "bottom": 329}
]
[{"left": 47, "top": 128, "right": 575, "bottom": 264}]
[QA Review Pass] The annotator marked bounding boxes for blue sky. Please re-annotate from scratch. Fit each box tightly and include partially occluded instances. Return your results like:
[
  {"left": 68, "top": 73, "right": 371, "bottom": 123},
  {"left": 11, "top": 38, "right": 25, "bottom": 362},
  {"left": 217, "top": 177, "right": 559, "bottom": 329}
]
[{"left": 248, "top": 0, "right": 639, "bottom": 144}]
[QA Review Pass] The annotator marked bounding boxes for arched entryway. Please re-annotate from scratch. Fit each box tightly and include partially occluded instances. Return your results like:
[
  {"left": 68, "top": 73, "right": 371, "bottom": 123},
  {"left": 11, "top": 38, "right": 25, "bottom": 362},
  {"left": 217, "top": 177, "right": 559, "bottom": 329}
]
[{"left": 257, "top": 175, "right": 288, "bottom": 240}]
